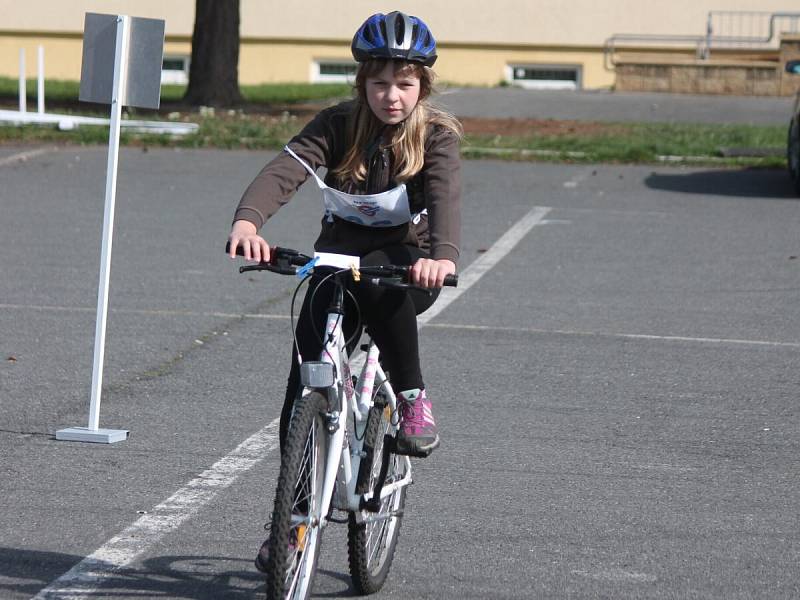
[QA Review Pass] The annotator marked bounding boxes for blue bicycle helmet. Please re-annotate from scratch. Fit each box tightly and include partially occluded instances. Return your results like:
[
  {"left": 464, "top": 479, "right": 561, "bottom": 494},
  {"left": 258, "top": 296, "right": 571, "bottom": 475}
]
[{"left": 351, "top": 11, "right": 437, "bottom": 67}]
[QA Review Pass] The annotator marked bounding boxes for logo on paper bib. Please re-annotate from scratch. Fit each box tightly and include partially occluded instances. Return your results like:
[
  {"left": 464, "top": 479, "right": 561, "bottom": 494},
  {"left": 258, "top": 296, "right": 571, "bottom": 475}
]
[{"left": 357, "top": 204, "right": 380, "bottom": 217}]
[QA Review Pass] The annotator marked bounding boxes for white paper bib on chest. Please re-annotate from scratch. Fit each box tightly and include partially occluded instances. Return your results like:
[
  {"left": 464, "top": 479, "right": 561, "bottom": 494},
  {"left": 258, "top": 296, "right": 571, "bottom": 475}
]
[{"left": 285, "top": 145, "right": 414, "bottom": 228}]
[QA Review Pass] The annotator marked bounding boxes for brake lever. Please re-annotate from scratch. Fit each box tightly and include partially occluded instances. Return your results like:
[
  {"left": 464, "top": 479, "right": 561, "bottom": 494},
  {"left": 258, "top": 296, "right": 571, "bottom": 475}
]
[
  {"left": 239, "top": 262, "right": 296, "bottom": 275},
  {"left": 367, "top": 277, "right": 434, "bottom": 297}
]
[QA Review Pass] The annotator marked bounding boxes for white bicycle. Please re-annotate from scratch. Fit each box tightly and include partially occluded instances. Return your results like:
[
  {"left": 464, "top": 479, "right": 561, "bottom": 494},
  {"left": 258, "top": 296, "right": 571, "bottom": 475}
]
[{"left": 234, "top": 246, "right": 457, "bottom": 599}]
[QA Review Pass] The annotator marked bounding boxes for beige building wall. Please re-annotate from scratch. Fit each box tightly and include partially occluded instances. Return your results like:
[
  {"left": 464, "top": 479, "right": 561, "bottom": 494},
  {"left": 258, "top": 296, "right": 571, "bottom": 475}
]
[{"left": 0, "top": 1, "right": 795, "bottom": 88}]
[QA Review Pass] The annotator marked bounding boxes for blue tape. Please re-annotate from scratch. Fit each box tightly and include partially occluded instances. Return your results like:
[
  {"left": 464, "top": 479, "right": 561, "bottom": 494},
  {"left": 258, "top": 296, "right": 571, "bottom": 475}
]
[{"left": 296, "top": 256, "right": 318, "bottom": 279}]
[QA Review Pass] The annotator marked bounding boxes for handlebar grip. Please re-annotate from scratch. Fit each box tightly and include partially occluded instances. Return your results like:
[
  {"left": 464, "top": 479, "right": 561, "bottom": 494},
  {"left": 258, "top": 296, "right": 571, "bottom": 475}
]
[
  {"left": 226, "top": 242, "right": 310, "bottom": 266},
  {"left": 371, "top": 277, "right": 434, "bottom": 297},
  {"left": 380, "top": 265, "right": 457, "bottom": 287},
  {"left": 226, "top": 240, "right": 264, "bottom": 261}
]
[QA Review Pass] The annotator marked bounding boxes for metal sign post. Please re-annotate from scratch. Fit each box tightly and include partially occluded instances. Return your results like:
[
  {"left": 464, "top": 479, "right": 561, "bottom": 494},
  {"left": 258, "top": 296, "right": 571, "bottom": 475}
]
[{"left": 57, "top": 13, "right": 165, "bottom": 444}]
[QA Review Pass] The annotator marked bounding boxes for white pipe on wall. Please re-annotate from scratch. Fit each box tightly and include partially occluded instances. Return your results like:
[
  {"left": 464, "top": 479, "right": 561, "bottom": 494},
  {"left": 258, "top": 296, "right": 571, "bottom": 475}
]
[
  {"left": 37, "top": 45, "right": 45, "bottom": 114},
  {"left": 18, "top": 48, "right": 26, "bottom": 113}
]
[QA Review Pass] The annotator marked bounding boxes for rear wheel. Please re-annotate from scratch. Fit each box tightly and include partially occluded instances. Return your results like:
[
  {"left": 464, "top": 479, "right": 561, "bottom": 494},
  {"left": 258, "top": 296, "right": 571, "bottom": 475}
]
[
  {"left": 264, "top": 392, "right": 328, "bottom": 600},
  {"left": 787, "top": 119, "right": 800, "bottom": 196},
  {"left": 347, "top": 399, "right": 407, "bottom": 594}
]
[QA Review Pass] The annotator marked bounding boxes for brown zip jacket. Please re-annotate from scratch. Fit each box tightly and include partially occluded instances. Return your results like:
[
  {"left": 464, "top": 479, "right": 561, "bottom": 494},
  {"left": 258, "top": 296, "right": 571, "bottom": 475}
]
[{"left": 233, "top": 101, "right": 462, "bottom": 264}]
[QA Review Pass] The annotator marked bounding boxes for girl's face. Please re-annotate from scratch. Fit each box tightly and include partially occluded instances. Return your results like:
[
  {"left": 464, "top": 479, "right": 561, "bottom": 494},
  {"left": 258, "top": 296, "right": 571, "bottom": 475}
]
[{"left": 365, "top": 61, "right": 421, "bottom": 125}]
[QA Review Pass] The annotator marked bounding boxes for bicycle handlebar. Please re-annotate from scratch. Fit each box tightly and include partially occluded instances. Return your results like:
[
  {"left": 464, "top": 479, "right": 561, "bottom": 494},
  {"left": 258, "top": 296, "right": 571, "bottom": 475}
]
[{"left": 225, "top": 242, "right": 458, "bottom": 288}]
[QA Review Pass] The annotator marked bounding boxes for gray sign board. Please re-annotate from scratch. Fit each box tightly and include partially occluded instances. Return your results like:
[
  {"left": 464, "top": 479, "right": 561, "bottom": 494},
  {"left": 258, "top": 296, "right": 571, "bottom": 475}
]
[{"left": 79, "top": 13, "right": 165, "bottom": 110}]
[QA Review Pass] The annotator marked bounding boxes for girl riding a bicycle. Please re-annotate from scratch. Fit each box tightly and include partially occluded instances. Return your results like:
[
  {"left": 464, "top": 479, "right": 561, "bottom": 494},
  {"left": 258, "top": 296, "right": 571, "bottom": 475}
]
[{"left": 228, "top": 10, "right": 461, "bottom": 461}]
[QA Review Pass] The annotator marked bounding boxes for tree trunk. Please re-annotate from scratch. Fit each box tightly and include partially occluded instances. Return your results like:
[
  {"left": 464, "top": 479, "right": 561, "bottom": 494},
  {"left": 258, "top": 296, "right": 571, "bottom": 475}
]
[{"left": 183, "top": 0, "right": 244, "bottom": 107}]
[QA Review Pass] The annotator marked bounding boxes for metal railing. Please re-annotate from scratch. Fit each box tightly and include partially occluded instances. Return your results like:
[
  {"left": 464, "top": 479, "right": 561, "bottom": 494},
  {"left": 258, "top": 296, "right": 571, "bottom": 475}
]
[
  {"left": 706, "top": 11, "right": 800, "bottom": 51},
  {"left": 605, "top": 11, "right": 800, "bottom": 69}
]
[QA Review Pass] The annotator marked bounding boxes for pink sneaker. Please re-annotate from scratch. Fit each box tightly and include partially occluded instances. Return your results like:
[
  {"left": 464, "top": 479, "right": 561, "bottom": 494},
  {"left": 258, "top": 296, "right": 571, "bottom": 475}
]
[{"left": 396, "top": 389, "right": 439, "bottom": 457}]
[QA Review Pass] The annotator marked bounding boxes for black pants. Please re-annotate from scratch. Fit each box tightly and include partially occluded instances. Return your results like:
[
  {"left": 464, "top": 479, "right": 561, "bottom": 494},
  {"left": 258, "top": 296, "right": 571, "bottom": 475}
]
[{"left": 280, "top": 244, "right": 439, "bottom": 446}]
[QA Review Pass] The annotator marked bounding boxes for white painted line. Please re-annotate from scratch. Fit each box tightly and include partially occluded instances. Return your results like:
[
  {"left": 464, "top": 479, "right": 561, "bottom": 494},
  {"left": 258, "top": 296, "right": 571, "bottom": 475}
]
[
  {"left": 572, "top": 567, "right": 657, "bottom": 583},
  {"left": 0, "top": 146, "right": 55, "bottom": 167},
  {"left": 426, "top": 322, "right": 800, "bottom": 350},
  {"left": 7, "top": 304, "right": 795, "bottom": 350},
  {"left": 32, "top": 418, "right": 280, "bottom": 599},
  {"left": 0, "top": 303, "right": 291, "bottom": 321},
  {"left": 563, "top": 167, "right": 595, "bottom": 188},
  {"left": 418, "top": 205, "right": 552, "bottom": 326}
]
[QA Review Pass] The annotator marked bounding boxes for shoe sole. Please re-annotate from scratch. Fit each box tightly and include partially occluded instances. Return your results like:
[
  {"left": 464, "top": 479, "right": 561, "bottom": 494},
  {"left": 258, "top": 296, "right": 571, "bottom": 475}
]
[
  {"left": 394, "top": 435, "right": 440, "bottom": 458},
  {"left": 254, "top": 555, "right": 268, "bottom": 574}
]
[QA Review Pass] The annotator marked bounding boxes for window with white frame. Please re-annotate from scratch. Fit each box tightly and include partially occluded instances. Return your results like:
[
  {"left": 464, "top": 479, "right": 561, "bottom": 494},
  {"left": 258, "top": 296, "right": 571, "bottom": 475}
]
[
  {"left": 162, "top": 56, "right": 189, "bottom": 85},
  {"left": 311, "top": 60, "right": 358, "bottom": 83},
  {"left": 506, "top": 64, "right": 581, "bottom": 90}
]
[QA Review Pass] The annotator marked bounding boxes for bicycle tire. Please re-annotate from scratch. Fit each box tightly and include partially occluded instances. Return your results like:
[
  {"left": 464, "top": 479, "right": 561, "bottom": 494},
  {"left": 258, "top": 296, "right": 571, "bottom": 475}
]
[
  {"left": 788, "top": 119, "right": 800, "bottom": 196},
  {"left": 265, "top": 391, "right": 328, "bottom": 600},
  {"left": 347, "top": 400, "right": 407, "bottom": 594}
]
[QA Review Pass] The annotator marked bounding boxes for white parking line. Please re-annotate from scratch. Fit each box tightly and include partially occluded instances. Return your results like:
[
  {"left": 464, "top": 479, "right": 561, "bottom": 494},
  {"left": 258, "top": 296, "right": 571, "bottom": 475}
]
[
  {"left": 418, "top": 205, "right": 552, "bottom": 326},
  {"left": 33, "top": 205, "right": 555, "bottom": 598},
  {"left": 562, "top": 167, "right": 595, "bottom": 189},
  {"left": 0, "top": 146, "right": 55, "bottom": 167},
  {"left": 0, "top": 303, "right": 291, "bottom": 321},
  {"left": 7, "top": 302, "right": 791, "bottom": 351},
  {"left": 426, "top": 322, "right": 800, "bottom": 350},
  {"left": 32, "top": 419, "right": 281, "bottom": 599}
]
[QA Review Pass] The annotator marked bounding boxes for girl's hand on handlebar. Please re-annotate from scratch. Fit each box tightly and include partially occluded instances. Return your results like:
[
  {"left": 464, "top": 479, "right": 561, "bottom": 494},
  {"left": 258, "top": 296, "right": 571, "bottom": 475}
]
[
  {"left": 410, "top": 258, "right": 456, "bottom": 289},
  {"left": 229, "top": 219, "right": 271, "bottom": 263}
]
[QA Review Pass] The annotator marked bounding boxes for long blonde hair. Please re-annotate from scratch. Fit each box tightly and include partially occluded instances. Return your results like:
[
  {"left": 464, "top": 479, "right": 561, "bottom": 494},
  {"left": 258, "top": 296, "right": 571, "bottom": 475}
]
[{"left": 332, "top": 59, "right": 463, "bottom": 186}]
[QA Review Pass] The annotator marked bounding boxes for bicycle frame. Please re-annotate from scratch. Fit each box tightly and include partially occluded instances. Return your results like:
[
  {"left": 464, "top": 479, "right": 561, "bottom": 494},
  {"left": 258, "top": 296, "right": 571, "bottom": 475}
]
[
  {"left": 299, "top": 275, "right": 413, "bottom": 527},
  {"left": 230, "top": 244, "right": 457, "bottom": 598}
]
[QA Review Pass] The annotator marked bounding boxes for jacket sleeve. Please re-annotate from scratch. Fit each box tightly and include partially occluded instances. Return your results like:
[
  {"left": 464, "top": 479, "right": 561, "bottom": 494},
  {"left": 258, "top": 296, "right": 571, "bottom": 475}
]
[
  {"left": 422, "top": 130, "right": 462, "bottom": 264},
  {"left": 232, "top": 107, "right": 337, "bottom": 229}
]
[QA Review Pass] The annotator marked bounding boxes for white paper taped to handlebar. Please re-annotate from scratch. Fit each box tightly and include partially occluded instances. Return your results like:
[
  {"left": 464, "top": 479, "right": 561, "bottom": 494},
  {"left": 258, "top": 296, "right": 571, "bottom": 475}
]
[{"left": 314, "top": 252, "right": 360, "bottom": 270}]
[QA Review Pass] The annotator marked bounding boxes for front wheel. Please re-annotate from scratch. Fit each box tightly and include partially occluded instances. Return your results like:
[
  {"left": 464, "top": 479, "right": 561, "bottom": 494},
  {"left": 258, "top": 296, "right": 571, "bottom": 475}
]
[
  {"left": 347, "top": 400, "right": 408, "bottom": 594},
  {"left": 264, "top": 391, "right": 328, "bottom": 600}
]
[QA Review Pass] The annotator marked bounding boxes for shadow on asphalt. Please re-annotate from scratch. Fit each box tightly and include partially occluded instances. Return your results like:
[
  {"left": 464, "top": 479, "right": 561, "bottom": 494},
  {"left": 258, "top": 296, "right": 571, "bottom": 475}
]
[
  {"left": 311, "top": 568, "right": 359, "bottom": 597},
  {"left": 645, "top": 168, "right": 798, "bottom": 199},
  {"left": 1, "top": 548, "right": 367, "bottom": 599},
  {"left": 0, "top": 547, "right": 82, "bottom": 597},
  {"left": 0, "top": 549, "right": 268, "bottom": 599}
]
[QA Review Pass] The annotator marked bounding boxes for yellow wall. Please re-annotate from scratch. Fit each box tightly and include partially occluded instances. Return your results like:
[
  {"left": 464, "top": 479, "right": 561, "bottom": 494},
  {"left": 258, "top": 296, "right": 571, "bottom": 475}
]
[
  {"left": 0, "top": 0, "right": 787, "bottom": 90},
  {"left": 437, "top": 45, "right": 613, "bottom": 89},
  {"left": 239, "top": 40, "right": 349, "bottom": 84},
  {"left": 0, "top": 34, "right": 83, "bottom": 81},
  {"left": 237, "top": 40, "right": 614, "bottom": 88},
  {"left": 4, "top": 0, "right": 791, "bottom": 46},
  {"left": 0, "top": 33, "right": 191, "bottom": 82}
]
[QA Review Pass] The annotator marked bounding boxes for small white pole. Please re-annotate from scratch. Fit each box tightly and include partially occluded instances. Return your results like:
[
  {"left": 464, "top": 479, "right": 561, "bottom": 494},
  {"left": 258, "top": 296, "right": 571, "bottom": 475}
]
[
  {"left": 87, "top": 15, "right": 130, "bottom": 433},
  {"left": 37, "top": 45, "right": 45, "bottom": 114},
  {"left": 18, "top": 48, "right": 26, "bottom": 113}
]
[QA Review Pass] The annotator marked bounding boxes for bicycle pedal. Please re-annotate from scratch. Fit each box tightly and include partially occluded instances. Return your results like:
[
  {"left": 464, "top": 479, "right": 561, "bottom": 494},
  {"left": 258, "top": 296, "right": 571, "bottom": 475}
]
[
  {"left": 327, "top": 515, "right": 349, "bottom": 524},
  {"left": 359, "top": 497, "right": 382, "bottom": 513}
]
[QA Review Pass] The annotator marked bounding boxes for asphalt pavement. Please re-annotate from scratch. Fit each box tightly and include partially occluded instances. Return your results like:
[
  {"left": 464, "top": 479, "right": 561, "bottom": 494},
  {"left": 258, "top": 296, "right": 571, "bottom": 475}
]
[
  {"left": 437, "top": 87, "right": 794, "bottom": 125},
  {"left": 1, "top": 115, "right": 800, "bottom": 598}
]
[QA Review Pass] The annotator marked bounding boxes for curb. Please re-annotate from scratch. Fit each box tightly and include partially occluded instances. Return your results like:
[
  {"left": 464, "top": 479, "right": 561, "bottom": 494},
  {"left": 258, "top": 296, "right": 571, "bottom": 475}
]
[{"left": 462, "top": 146, "right": 785, "bottom": 164}]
